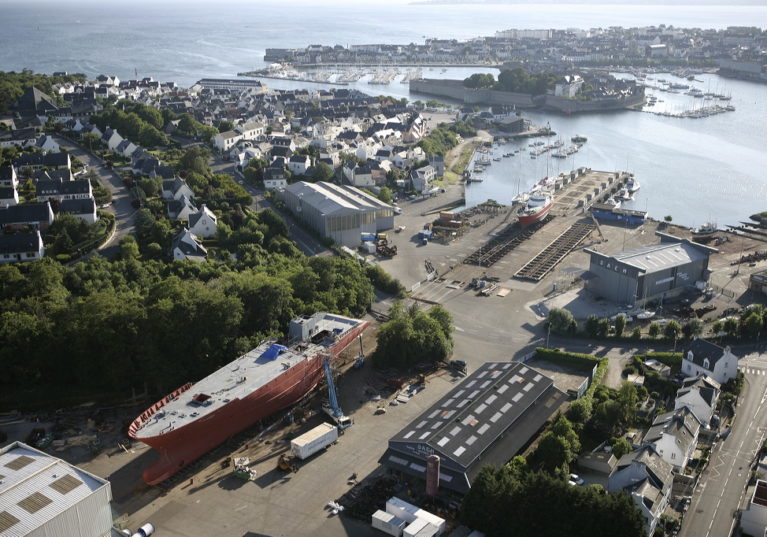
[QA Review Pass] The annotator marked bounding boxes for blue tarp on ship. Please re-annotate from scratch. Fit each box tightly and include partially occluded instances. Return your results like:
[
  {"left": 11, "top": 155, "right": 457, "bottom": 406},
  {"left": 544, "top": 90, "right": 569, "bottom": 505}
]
[{"left": 260, "top": 344, "right": 288, "bottom": 360}]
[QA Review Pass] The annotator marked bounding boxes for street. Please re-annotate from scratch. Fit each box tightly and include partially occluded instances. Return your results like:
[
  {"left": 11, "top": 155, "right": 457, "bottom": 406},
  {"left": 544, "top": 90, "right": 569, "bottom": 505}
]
[
  {"left": 54, "top": 135, "right": 136, "bottom": 256},
  {"left": 680, "top": 352, "right": 767, "bottom": 537}
]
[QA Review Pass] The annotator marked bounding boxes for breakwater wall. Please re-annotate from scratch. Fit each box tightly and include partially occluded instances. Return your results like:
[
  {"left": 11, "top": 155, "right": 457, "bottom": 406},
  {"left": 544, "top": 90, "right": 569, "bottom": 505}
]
[{"left": 409, "top": 78, "right": 644, "bottom": 114}]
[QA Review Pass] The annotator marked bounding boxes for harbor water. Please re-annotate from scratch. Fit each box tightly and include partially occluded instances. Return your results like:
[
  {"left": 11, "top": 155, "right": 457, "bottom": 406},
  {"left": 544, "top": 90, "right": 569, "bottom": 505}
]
[{"left": 1, "top": 1, "right": 766, "bottom": 228}]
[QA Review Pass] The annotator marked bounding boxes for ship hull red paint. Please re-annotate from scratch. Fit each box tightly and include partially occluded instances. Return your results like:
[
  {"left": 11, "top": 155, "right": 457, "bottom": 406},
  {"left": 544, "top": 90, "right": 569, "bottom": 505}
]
[
  {"left": 129, "top": 322, "right": 367, "bottom": 485},
  {"left": 518, "top": 201, "right": 552, "bottom": 227}
]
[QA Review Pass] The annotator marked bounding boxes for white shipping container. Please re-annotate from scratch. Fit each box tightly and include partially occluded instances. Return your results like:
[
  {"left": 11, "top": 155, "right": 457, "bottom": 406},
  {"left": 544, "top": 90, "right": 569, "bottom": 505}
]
[
  {"left": 404, "top": 518, "right": 439, "bottom": 537},
  {"left": 386, "top": 497, "right": 446, "bottom": 535},
  {"left": 290, "top": 423, "right": 338, "bottom": 460},
  {"left": 372, "top": 509, "right": 407, "bottom": 536}
]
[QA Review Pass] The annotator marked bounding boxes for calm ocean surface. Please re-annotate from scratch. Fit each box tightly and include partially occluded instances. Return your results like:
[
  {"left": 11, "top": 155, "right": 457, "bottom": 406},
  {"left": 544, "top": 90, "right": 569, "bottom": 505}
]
[{"left": 1, "top": 1, "right": 766, "bottom": 227}]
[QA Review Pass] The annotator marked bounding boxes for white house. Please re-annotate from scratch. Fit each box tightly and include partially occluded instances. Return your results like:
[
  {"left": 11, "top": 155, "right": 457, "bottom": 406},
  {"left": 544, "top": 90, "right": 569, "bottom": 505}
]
[
  {"left": 213, "top": 130, "right": 243, "bottom": 152},
  {"left": 411, "top": 165, "right": 435, "bottom": 193},
  {"left": 554, "top": 75, "right": 584, "bottom": 98},
  {"left": 35, "top": 134, "right": 60, "bottom": 153},
  {"left": 608, "top": 446, "right": 673, "bottom": 536},
  {"left": 237, "top": 121, "right": 265, "bottom": 141},
  {"left": 167, "top": 195, "right": 197, "bottom": 220},
  {"left": 642, "top": 407, "right": 700, "bottom": 472},
  {"left": 0, "top": 185, "right": 19, "bottom": 208},
  {"left": 102, "top": 128, "right": 124, "bottom": 152},
  {"left": 172, "top": 228, "right": 207, "bottom": 262},
  {"left": 162, "top": 177, "right": 195, "bottom": 201},
  {"left": 288, "top": 154, "right": 311, "bottom": 176},
  {"left": 0, "top": 230, "right": 45, "bottom": 264},
  {"left": 0, "top": 165, "right": 18, "bottom": 189},
  {"left": 675, "top": 375, "right": 720, "bottom": 427},
  {"left": 188, "top": 204, "right": 218, "bottom": 238},
  {"left": 263, "top": 167, "right": 287, "bottom": 190},
  {"left": 343, "top": 162, "right": 373, "bottom": 188},
  {"left": 741, "top": 480, "right": 767, "bottom": 537},
  {"left": 681, "top": 337, "right": 739, "bottom": 385},
  {"left": 36, "top": 178, "right": 93, "bottom": 203},
  {"left": 116, "top": 138, "right": 138, "bottom": 158},
  {"left": 60, "top": 197, "right": 99, "bottom": 224}
]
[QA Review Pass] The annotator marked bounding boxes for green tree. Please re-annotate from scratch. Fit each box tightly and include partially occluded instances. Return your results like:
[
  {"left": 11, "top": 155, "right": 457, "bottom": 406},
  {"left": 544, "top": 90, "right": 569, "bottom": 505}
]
[
  {"left": 597, "top": 318, "right": 610, "bottom": 338},
  {"left": 119, "top": 236, "right": 140, "bottom": 260},
  {"left": 548, "top": 307, "right": 577, "bottom": 335},
  {"left": 378, "top": 186, "right": 393, "bottom": 204},
  {"left": 664, "top": 320, "right": 682, "bottom": 340},
  {"left": 311, "top": 161, "right": 335, "bottom": 182},
  {"left": 711, "top": 320, "right": 723, "bottom": 336},
  {"left": 611, "top": 437, "right": 632, "bottom": 458},
  {"left": 614, "top": 314, "right": 627, "bottom": 337},
  {"left": 744, "top": 312, "right": 764, "bottom": 339},
  {"left": 630, "top": 326, "right": 642, "bottom": 340},
  {"left": 217, "top": 120, "right": 234, "bottom": 133},
  {"left": 585, "top": 314, "right": 600, "bottom": 338},
  {"left": 178, "top": 146, "right": 211, "bottom": 176},
  {"left": 648, "top": 322, "right": 660, "bottom": 338},
  {"left": 566, "top": 398, "right": 592, "bottom": 424},
  {"left": 682, "top": 318, "right": 704, "bottom": 339},
  {"left": 724, "top": 317, "right": 740, "bottom": 338}
]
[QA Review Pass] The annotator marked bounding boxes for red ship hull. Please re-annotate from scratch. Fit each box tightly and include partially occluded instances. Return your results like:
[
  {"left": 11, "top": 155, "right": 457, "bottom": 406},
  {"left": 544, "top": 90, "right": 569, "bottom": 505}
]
[
  {"left": 517, "top": 200, "right": 552, "bottom": 227},
  {"left": 129, "top": 322, "right": 367, "bottom": 485}
]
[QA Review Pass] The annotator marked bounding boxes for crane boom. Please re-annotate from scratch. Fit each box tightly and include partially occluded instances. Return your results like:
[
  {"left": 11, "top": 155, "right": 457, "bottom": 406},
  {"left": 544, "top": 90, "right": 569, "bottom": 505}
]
[{"left": 322, "top": 356, "right": 352, "bottom": 429}]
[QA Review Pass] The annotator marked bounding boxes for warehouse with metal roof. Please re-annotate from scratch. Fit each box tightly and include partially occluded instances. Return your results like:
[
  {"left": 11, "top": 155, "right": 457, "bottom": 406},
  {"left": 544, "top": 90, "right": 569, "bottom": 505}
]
[
  {"left": 585, "top": 232, "right": 718, "bottom": 306},
  {"left": 0, "top": 442, "right": 112, "bottom": 537},
  {"left": 279, "top": 181, "right": 395, "bottom": 247},
  {"left": 380, "top": 361, "right": 566, "bottom": 495}
]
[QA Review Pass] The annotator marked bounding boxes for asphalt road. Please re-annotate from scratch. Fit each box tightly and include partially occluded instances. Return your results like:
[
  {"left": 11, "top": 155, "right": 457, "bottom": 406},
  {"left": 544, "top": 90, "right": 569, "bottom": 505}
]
[
  {"left": 680, "top": 352, "right": 767, "bottom": 537},
  {"left": 54, "top": 135, "right": 136, "bottom": 256}
]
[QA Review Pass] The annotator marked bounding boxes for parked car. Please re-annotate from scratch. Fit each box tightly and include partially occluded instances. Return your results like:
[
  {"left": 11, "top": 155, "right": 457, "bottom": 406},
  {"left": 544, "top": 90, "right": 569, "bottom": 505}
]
[{"left": 569, "top": 474, "right": 584, "bottom": 486}]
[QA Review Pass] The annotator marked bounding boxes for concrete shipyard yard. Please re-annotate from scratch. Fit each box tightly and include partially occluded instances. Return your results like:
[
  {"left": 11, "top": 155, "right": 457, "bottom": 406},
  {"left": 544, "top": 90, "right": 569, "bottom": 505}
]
[{"left": 58, "top": 171, "right": 767, "bottom": 537}]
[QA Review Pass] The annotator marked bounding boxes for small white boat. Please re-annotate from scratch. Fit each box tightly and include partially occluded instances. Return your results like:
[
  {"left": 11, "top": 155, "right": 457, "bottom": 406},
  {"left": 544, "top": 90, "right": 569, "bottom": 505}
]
[
  {"left": 626, "top": 180, "right": 640, "bottom": 194},
  {"left": 636, "top": 311, "right": 655, "bottom": 320},
  {"left": 616, "top": 188, "right": 632, "bottom": 201},
  {"left": 604, "top": 197, "right": 622, "bottom": 209},
  {"left": 692, "top": 222, "right": 718, "bottom": 235}
]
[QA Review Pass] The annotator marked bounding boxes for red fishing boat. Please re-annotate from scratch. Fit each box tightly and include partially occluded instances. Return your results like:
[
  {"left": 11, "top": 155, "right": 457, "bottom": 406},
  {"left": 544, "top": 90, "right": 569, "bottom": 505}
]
[{"left": 517, "top": 194, "right": 553, "bottom": 227}]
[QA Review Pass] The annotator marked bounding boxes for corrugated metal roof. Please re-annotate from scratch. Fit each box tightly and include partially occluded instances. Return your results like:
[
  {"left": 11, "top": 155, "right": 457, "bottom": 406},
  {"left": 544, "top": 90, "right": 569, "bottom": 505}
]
[
  {"left": 285, "top": 181, "right": 392, "bottom": 216},
  {"left": 612, "top": 241, "right": 708, "bottom": 273},
  {"left": 0, "top": 443, "right": 110, "bottom": 537}
]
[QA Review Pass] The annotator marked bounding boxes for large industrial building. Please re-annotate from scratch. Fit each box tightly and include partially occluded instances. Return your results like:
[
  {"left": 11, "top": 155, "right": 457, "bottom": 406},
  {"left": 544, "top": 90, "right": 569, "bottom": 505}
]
[
  {"left": 381, "top": 362, "right": 566, "bottom": 495},
  {"left": 0, "top": 442, "right": 113, "bottom": 537},
  {"left": 280, "top": 181, "right": 395, "bottom": 247},
  {"left": 585, "top": 232, "right": 718, "bottom": 306}
]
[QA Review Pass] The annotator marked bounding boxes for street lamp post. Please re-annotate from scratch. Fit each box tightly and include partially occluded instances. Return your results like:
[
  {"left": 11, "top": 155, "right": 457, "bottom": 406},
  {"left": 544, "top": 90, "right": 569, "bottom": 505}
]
[{"left": 546, "top": 321, "right": 551, "bottom": 349}]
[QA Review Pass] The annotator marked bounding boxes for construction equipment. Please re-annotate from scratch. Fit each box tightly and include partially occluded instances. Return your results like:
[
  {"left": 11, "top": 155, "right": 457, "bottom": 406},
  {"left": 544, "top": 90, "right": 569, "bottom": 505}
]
[
  {"left": 231, "top": 457, "right": 257, "bottom": 481},
  {"left": 322, "top": 357, "right": 353, "bottom": 429},
  {"left": 278, "top": 453, "right": 298, "bottom": 472},
  {"left": 376, "top": 237, "right": 398, "bottom": 257}
]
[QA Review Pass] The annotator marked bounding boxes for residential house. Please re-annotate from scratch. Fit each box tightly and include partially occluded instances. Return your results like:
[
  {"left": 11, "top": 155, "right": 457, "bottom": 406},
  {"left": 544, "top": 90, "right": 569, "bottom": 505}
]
[
  {"left": 36, "top": 178, "right": 92, "bottom": 202},
  {"left": 167, "top": 195, "right": 197, "bottom": 220},
  {"left": 411, "top": 165, "right": 435, "bottom": 193},
  {"left": 0, "top": 230, "right": 45, "bottom": 264},
  {"left": 343, "top": 162, "right": 373, "bottom": 187},
  {"left": 13, "top": 152, "right": 71, "bottom": 173},
  {"left": 288, "top": 154, "right": 311, "bottom": 176},
  {"left": 59, "top": 198, "right": 98, "bottom": 224},
  {"left": 236, "top": 121, "right": 265, "bottom": 141},
  {"left": 171, "top": 228, "right": 207, "bottom": 262},
  {"left": 34, "top": 169, "right": 74, "bottom": 183},
  {"left": 270, "top": 144, "right": 293, "bottom": 160},
  {"left": 0, "top": 128, "right": 38, "bottom": 148},
  {"left": 0, "top": 165, "right": 18, "bottom": 188},
  {"left": 554, "top": 75, "right": 584, "bottom": 97},
  {"left": 35, "top": 135, "right": 60, "bottom": 153},
  {"left": 0, "top": 186, "right": 19, "bottom": 208},
  {"left": 675, "top": 375, "right": 721, "bottom": 427},
  {"left": 429, "top": 156, "right": 445, "bottom": 177},
  {"left": 116, "top": 139, "right": 138, "bottom": 158},
  {"left": 681, "top": 337, "right": 739, "bottom": 385},
  {"left": 213, "top": 130, "right": 243, "bottom": 152},
  {"left": 102, "top": 127, "right": 124, "bottom": 152},
  {"left": 11, "top": 86, "right": 59, "bottom": 116},
  {"left": 642, "top": 407, "right": 700, "bottom": 472},
  {"left": 263, "top": 166, "right": 287, "bottom": 190},
  {"left": 740, "top": 480, "right": 767, "bottom": 537},
  {"left": 270, "top": 135, "right": 296, "bottom": 152},
  {"left": 162, "top": 177, "right": 195, "bottom": 201},
  {"left": 188, "top": 204, "right": 218, "bottom": 238},
  {"left": 608, "top": 446, "right": 673, "bottom": 536},
  {"left": 0, "top": 201, "right": 55, "bottom": 230}
]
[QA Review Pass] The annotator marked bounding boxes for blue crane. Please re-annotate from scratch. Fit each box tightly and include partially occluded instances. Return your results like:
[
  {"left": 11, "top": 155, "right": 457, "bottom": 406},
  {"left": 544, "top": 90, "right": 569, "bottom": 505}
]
[{"left": 322, "top": 356, "right": 352, "bottom": 429}]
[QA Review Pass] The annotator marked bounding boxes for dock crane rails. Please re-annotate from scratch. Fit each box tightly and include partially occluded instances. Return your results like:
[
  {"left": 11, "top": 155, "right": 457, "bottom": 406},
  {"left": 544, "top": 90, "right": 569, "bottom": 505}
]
[{"left": 322, "top": 356, "right": 353, "bottom": 430}]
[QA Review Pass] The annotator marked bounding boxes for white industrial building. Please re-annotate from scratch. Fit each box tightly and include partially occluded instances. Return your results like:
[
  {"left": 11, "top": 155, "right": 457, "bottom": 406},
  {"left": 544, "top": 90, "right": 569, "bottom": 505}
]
[
  {"left": 0, "top": 442, "right": 113, "bottom": 537},
  {"left": 279, "top": 181, "right": 394, "bottom": 247}
]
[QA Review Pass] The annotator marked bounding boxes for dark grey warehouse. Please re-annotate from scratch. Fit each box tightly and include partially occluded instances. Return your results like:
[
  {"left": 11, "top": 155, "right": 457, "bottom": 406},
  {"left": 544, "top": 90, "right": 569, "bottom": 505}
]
[
  {"left": 585, "top": 232, "right": 718, "bottom": 307},
  {"left": 380, "top": 362, "right": 566, "bottom": 495}
]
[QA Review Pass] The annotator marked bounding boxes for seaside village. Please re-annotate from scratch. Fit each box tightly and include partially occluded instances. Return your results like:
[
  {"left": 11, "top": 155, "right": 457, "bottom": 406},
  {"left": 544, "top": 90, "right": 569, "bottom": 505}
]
[{"left": 3, "top": 66, "right": 767, "bottom": 537}]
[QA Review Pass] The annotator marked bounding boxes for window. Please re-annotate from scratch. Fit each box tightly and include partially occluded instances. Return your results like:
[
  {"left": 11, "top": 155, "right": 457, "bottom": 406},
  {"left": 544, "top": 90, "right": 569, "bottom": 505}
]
[
  {"left": 599, "top": 260, "right": 604, "bottom": 266},
  {"left": 623, "top": 268, "right": 627, "bottom": 274}
]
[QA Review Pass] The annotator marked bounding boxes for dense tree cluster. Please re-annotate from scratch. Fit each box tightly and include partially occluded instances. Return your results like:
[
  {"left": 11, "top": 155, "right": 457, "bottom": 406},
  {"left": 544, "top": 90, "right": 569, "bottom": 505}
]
[
  {"left": 0, "top": 211, "right": 376, "bottom": 408},
  {"left": 0, "top": 70, "right": 86, "bottom": 114},
  {"left": 460, "top": 463, "right": 647, "bottom": 537},
  {"left": 373, "top": 303, "right": 453, "bottom": 368},
  {"left": 91, "top": 102, "right": 169, "bottom": 148},
  {"left": 496, "top": 67, "right": 560, "bottom": 95},
  {"left": 463, "top": 73, "right": 496, "bottom": 89},
  {"left": 172, "top": 112, "right": 219, "bottom": 141}
]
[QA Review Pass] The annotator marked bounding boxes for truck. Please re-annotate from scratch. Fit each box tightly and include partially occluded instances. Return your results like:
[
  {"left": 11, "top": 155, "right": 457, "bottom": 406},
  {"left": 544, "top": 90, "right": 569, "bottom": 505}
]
[{"left": 290, "top": 422, "right": 339, "bottom": 460}]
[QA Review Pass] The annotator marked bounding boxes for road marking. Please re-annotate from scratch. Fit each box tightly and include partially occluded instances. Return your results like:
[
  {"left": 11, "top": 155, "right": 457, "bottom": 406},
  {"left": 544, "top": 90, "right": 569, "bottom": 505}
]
[{"left": 455, "top": 326, "right": 465, "bottom": 332}]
